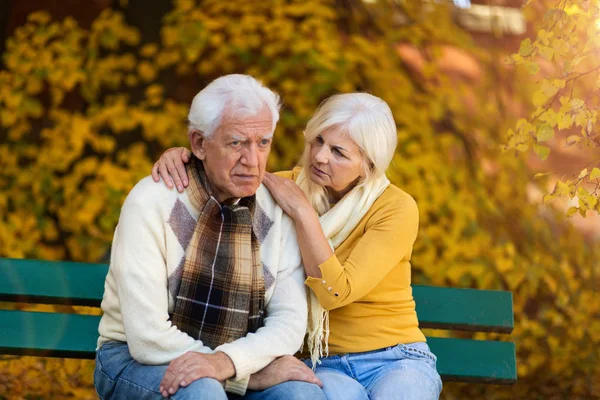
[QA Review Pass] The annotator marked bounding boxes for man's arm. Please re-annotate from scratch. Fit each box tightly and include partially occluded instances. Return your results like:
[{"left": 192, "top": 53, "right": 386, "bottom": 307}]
[
  {"left": 214, "top": 211, "right": 308, "bottom": 394},
  {"left": 110, "top": 180, "right": 213, "bottom": 364}
]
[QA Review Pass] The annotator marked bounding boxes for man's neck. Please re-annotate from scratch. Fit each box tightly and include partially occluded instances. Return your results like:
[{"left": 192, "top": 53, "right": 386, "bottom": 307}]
[{"left": 205, "top": 179, "right": 240, "bottom": 205}]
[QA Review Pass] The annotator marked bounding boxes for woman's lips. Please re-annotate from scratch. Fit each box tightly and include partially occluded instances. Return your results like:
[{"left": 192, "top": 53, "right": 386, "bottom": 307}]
[{"left": 311, "top": 165, "right": 328, "bottom": 177}]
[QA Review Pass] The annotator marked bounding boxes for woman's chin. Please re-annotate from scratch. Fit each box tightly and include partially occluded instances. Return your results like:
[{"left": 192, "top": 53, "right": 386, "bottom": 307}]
[{"left": 309, "top": 172, "right": 327, "bottom": 188}]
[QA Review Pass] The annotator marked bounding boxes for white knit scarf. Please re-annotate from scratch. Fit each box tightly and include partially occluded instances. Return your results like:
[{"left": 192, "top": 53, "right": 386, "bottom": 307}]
[{"left": 295, "top": 168, "right": 390, "bottom": 368}]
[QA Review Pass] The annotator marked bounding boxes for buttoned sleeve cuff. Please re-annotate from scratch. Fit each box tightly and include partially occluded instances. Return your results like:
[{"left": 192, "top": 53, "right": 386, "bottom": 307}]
[{"left": 305, "top": 254, "right": 345, "bottom": 309}]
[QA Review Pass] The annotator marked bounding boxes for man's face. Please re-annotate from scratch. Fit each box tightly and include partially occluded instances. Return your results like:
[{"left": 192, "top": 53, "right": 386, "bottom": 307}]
[{"left": 191, "top": 106, "right": 273, "bottom": 202}]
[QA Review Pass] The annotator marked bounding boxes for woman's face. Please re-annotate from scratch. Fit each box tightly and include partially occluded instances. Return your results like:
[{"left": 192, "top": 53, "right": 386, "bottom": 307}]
[{"left": 308, "top": 127, "right": 365, "bottom": 201}]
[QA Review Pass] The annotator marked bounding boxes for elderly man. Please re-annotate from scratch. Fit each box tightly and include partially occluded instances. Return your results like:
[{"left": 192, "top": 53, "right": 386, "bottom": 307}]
[{"left": 94, "top": 75, "right": 325, "bottom": 399}]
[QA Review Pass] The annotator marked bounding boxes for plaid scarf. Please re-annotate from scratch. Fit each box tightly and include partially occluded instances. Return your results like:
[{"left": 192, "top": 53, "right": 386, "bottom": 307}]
[{"left": 171, "top": 156, "right": 265, "bottom": 349}]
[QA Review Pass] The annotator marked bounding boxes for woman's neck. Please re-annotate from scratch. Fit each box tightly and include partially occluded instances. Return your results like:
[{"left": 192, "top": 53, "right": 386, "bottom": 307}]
[{"left": 326, "top": 179, "right": 360, "bottom": 204}]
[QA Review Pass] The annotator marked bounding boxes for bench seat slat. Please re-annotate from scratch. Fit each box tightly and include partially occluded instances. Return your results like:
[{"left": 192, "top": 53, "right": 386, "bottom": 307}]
[
  {"left": 0, "top": 310, "right": 517, "bottom": 384},
  {"left": 0, "top": 310, "right": 100, "bottom": 359},
  {"left": 1, "top": 259, "right": 514, "bottom": 333},
  {"left": 414, "top": 285, "right": 514, "bottom": 333},
  {"left": 427, "top": 337, "right": 516, "bottom": 384}
]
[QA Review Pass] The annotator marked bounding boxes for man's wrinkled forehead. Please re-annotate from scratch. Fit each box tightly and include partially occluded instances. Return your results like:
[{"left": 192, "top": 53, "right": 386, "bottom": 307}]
[{"left": 219, "top": 105, "right": 273, "bottom": 133}]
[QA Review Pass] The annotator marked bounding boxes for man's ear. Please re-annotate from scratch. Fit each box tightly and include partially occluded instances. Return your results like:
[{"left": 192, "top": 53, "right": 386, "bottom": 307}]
[{"left": 189, "top": 130, "right": 207, "bottom": 160}]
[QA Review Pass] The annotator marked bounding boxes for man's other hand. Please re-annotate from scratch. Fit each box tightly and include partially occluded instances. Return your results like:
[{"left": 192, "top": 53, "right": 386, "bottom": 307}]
[{"left": 248, "top": 355, "right": 322, "bottom": 391}]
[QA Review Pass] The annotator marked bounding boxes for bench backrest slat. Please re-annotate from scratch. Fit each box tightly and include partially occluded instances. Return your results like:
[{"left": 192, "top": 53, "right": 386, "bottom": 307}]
[
  {"left": 413, "top": 285, "right": 514, "bottom": 333},
  {"left": 0, "top": 258, "right": 107, "bottom": 306},
  {"left": 0, "top": 310, "right": 517, "bottom": 384},
  {"left": 0, "top": 259, "right": 514, "bottom": 333}
]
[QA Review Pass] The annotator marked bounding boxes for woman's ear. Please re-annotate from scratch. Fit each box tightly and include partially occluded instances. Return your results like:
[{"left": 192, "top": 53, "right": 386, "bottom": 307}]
[{"left": 189, "top": 130, "right": 206, "bottom": 160}]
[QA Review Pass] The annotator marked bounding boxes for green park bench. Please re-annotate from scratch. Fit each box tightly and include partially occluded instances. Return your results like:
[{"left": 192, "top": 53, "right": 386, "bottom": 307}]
[{"left": 0, "top": 257, "right": 517, "bottom": 385}]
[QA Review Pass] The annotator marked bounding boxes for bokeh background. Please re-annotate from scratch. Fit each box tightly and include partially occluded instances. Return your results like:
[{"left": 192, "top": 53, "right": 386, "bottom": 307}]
[{"left": 0, "top": 0, "right": 599, "bottom": 398}]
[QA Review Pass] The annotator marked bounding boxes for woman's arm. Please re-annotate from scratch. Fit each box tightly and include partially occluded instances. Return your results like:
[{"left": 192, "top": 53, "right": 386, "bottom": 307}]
[
  {"left": 262, "top": 173, "right": 332, "bottom": 279},
  {"left": 304, "top": 195, "right": 418, "bottom": 310},
  {"left": 151, "top": 147, "right": 192, "bottom": 192},
  {"left": 263, "top": 172, "right": 419, "bottom": 311}
]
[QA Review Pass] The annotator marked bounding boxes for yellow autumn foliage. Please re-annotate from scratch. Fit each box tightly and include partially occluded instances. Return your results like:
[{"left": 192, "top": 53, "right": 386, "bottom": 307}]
[
  {"left": 0, "top": 1, "right": 598, "bottom": 398},
  {"left": 506, "top": 0, "right": 600, "bottom": 218}
]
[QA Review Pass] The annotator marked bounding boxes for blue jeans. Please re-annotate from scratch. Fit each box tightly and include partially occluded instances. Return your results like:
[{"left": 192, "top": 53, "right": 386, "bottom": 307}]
[
  {"left": 303, "top": 342, "right": 442, "bottom": 400},
  {"left": 94, "top": 341, "right": 325, "bottom": 400}
]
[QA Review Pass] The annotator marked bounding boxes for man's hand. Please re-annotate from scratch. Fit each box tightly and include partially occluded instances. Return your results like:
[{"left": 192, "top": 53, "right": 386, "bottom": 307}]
[
  {"left": 248, "top": 355, "right": 322, "bottom": 391},
  {"left": 159, "top": 351, "right": 235, "bottom": 397}
]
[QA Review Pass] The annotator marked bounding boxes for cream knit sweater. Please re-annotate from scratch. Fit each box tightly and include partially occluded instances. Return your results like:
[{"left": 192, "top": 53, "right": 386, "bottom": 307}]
[{"left": 97, "top": 176, "right": 307, "bottom": 395}]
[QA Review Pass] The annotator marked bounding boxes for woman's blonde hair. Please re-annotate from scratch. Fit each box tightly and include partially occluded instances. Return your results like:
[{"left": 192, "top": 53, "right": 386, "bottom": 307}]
[{"left": 299, "top": 93, "right": 397, "bottom": 215}]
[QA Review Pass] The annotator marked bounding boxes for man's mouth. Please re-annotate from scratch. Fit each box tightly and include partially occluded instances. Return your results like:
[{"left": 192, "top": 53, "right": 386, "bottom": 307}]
[{"left": 233, "top": 174, "right": 257, "bottom": 181}]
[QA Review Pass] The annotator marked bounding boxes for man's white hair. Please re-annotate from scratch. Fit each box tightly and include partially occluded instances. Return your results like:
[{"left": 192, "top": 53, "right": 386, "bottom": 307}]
[
  {"left": 188, "top": 74, "right": 281, "bottom": 138},
  {"left": 299, "top": 93, "right": 398, "bottom": 215}
]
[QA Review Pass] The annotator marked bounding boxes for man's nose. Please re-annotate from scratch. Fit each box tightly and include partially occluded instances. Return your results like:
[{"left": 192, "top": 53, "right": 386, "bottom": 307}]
[{"left": 240, "top": 144, "right": 259, "bottom": 168}]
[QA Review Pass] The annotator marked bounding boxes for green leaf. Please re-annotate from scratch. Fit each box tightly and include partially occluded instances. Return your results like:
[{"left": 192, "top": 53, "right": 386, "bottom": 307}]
[
  {"left": 590, "top": 167, "right": 600, "bottom": 180},
  {"left": 533, "top": 144, "right": 551, "bottom": 160},
  {"left": 536, "top": 124, "right": 554, "bottom": 142}
]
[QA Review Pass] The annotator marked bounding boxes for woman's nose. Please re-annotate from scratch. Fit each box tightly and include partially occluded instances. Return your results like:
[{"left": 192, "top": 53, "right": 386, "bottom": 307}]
[{"left": 314, "top": 147, "right": 329, "bottom": 164}]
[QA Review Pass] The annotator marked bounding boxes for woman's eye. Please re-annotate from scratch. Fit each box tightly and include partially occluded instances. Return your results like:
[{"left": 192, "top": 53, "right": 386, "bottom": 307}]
[
  {"left": 315, "top": 136, "right": 324, "bottom": 145},
  {"left": 333, "top": 149, "right": 345, "bottom": 157}
]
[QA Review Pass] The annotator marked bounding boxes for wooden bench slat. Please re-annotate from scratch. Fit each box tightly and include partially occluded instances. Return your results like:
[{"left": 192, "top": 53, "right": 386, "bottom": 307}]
[
  {"left": 0, "top": 258, "right": 107, "bottom": 306},
  {"left": 0, "top": 310, "right": 517, "bottom": 384},
  {"left": 414, "top": 285, "right": 514, "bottom": 333},
  {"left": 0, "top": 310, "right": 99, "bottom": 359},
  {"left": 428, "top": 337, "right": 516, "bottom": 384},
  {"left": 1, "top": 259, "right": 514, "bottom": 334}
]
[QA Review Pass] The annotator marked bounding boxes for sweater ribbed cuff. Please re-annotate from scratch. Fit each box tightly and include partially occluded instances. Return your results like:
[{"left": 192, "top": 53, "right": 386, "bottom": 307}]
[
  {"left": 224, "top": 375, "right": 249, "bottom": 395},
  {"left": 216, "top": 344, "right": 252, "bottom": 394}
]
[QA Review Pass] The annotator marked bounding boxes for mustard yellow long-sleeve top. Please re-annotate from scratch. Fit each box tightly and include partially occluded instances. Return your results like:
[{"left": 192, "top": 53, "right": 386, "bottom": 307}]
[{"left": 277, "top": 168, "right": 426, "bottom": 354}]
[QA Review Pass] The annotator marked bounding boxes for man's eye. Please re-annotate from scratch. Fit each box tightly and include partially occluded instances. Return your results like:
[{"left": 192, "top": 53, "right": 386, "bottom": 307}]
[
  {"left": 260, "top": 139, "right": 271, "bottom": 146},
  {"left": 231, "top": 141, "right": 241, "bottom": 146}
]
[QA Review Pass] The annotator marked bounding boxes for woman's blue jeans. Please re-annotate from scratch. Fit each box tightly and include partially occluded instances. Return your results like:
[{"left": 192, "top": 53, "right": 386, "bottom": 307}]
[
  {"left": 303, "top": 342, "right": 442, "bottom": 400},
  {"left": 94, "top": 341, "right": 325, "bottom": 400}
]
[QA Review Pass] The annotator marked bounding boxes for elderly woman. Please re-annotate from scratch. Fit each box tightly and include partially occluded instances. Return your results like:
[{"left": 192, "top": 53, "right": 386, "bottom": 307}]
[{"left": 153, "top": 93, "right": 442, "bottom": 400}]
